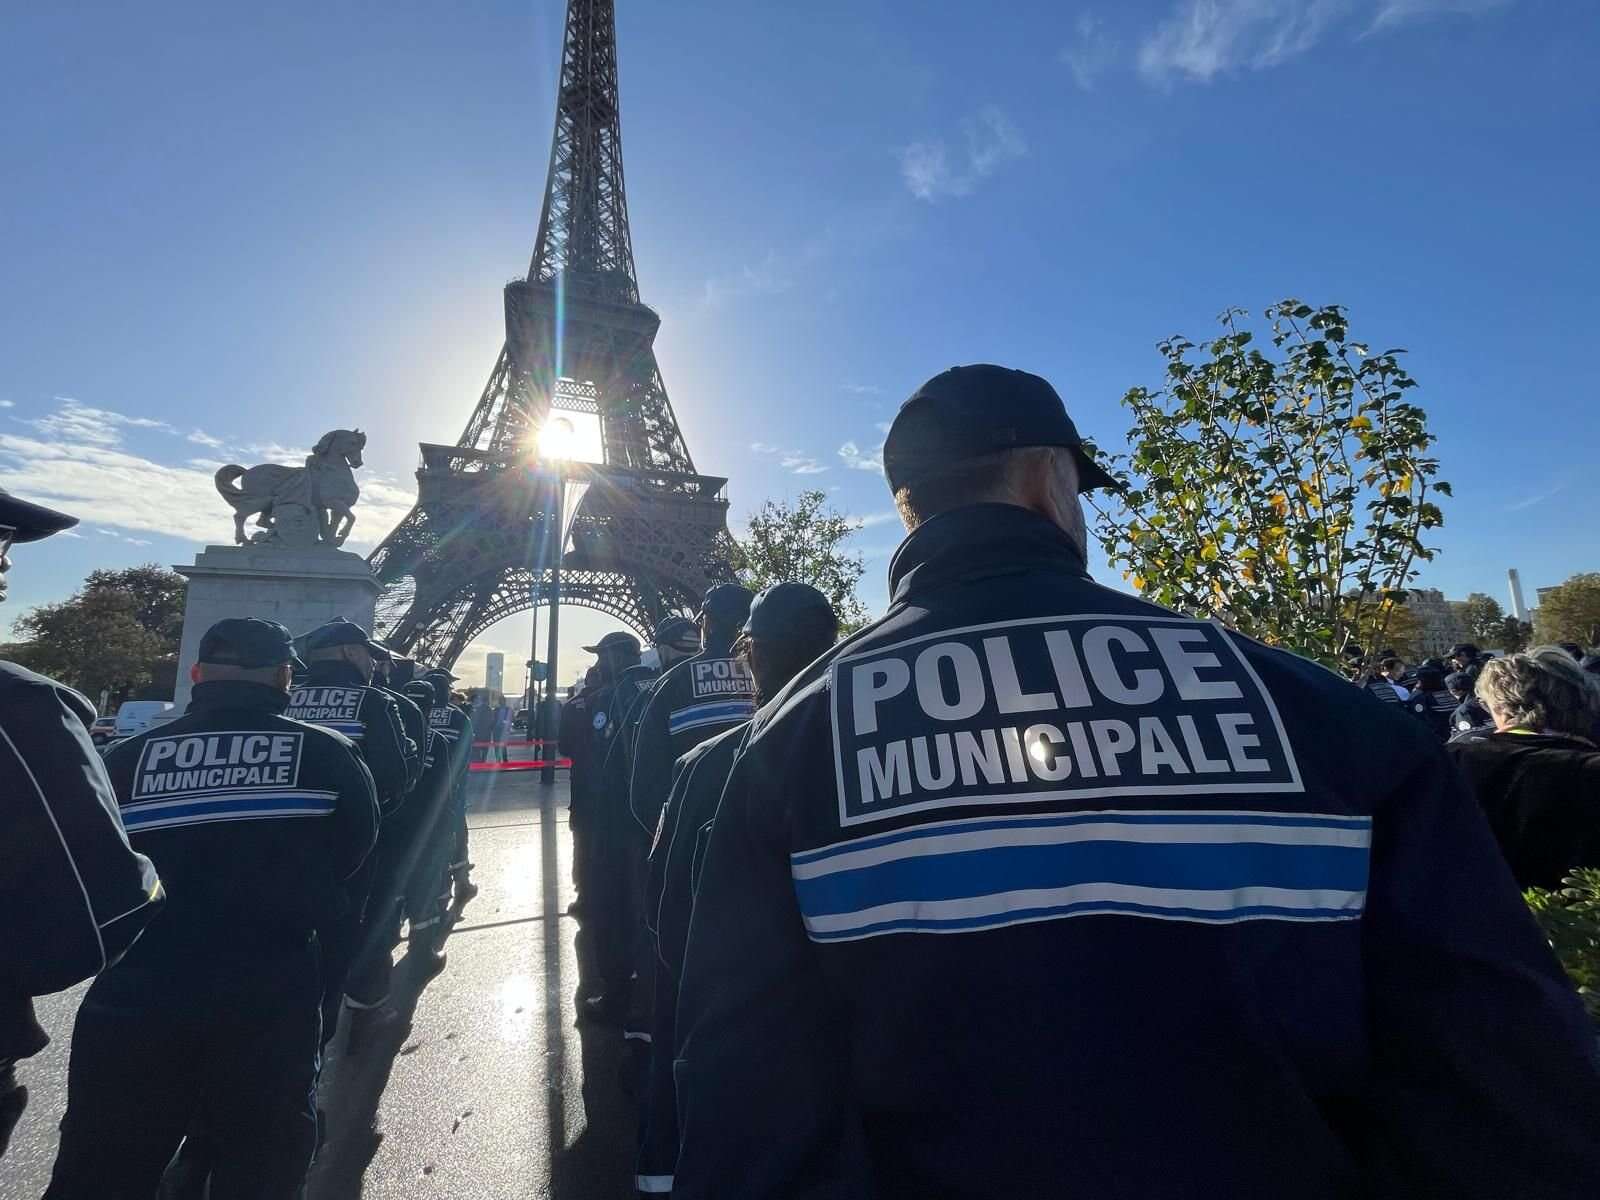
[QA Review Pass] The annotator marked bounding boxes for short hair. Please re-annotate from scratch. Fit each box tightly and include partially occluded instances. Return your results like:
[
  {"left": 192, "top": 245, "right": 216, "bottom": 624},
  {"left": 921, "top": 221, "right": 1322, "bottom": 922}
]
[
  {"left": 1380, "top": 657, "right": 1404, "bottom": 674},
  {"left": 194, "top": 661, "right": 289, "bottom": 686},
  {"left": 1475, "top": 646, "right": 1600, "bottom": 738},
  {"left": 892, "top": 446, "right": 1061, "bottom": 531},
  {"left": 738, "top": 623, "right": 839, "bottom": 707}
]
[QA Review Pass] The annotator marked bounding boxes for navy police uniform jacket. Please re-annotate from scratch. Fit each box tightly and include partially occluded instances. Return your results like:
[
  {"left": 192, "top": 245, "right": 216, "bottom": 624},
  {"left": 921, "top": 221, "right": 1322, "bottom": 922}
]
[
  {"left": 636, "top": 722, "right": 746, "bottom": 1196},
  {"left": 100, "top": 679, "right": 379, "bottom": 970},
  {"left": 283, "top": 661, "right": 412, "bottom": 816},
  {"left": 1, "top": 662, "right": 164, "bottom": 1058},
  {"left": 672, "top": 504, "right": 1600, "bottom": 1200},
  {"left": 629, "top": 645, "right": 756, "bottom": 835},
  {"left": 380, "top": 683, "right": 427, "bottom": 796}
]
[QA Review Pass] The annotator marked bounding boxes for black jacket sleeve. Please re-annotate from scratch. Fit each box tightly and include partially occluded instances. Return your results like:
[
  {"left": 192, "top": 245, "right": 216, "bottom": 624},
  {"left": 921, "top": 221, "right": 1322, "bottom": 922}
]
[
  {"left": 0, "top": 671, "right": 164, "bottom": 995},
  {"left": 327, "top": 736, "right": 381, "bottom": 882},
  {"left": 1358, "top": 749, "right": 1600, "bottom": 1196},
  {"left": 361, "top": 689, "right": 413, "bottom": 815},
  {"left": 628, "top": 678, "right": 676, "bottom": 836},
  {"left": 671, "top": 737, "right": 869, "bottom": 1200}
]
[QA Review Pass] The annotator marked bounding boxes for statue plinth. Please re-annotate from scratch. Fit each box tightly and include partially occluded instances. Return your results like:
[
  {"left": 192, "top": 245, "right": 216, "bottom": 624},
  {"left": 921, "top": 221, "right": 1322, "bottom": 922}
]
[{"left": 172, "top": 544, "right": 381, "bottom": 709}]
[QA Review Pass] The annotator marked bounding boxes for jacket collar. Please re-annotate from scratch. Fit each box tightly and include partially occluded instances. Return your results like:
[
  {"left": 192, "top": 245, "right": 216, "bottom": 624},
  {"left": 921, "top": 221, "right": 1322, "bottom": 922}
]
[
  {"left": 188, "top": 680, "right": 291, "bottom": 716},
  {"left": 887, "top": 504, "right": 1090, "bottom": 605},
  {"left": 305, "top": 659, "right": 368, "bottom": 688}
]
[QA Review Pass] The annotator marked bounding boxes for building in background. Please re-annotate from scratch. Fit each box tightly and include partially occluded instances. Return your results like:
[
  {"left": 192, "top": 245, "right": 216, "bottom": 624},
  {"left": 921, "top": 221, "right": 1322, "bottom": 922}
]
[
  {"left": 485, "top": 651, "right": 505, "bottom": 697},
  {"left": 1403, "top": 588, "right": 1470, "bottom": 657},
  {"left": 1507, "top": 569, "right": 1529, "bottom": 622}
]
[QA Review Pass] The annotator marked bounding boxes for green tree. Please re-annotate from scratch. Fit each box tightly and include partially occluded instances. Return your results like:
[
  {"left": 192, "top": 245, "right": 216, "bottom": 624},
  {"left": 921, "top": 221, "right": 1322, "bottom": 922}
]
[
  {"left": 1533, "top": 574, "right": 1600, "bottom": 648},
  {"left": 1087, "top": 300, "right": 1449, "bottom": 670},
  {"left": 1493, "top": 615, "right": 1533, "bottom": 654},
  {"left": 7, "top": 564, "right": 187, "bottom": 702},
  {"left": 1457, "top": 592, "right": 1504, "bottom": 647},
  {"left": 725, "top": 490, "right": 870, "bottom": 631}
]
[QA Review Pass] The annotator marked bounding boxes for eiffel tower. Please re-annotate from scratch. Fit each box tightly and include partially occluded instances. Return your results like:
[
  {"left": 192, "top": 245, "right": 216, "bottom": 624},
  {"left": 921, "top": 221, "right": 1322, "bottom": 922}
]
[{"left": 368, "top": 0, "right": 731, "bottom": 667}]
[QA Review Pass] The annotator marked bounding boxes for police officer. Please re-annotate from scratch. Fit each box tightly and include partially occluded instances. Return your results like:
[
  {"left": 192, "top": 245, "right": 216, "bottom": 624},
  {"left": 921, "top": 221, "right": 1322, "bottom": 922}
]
[
  {"left": 627, "top": 586, "right": 757, "bottom": 837},
  {"left": 45, "top": 618, "right": 378, "bottom": 1198},
  {"left": 341, "top": 643, "right": 434, "bottom": 1042},
  {"left": 285, "top": 617, "right": 413, "bottom": 1045},
  {"left": 636, "top": 582, "right": 839, "bottom": 1196},
  {"left": 0, "top": 488, "right": 163, "bottom": 1120},
  {"left": 396, "top": 671, "right": 463, "bottom": 975},
  {"left": 601, "top": 616, "right": 702, "bottom": 1052},
  {"left": 421, "top": 667, "right": 476, "bottom": 916},
  {"left": 1406, "top": 664, "right": 1459, "bottom": 740},
  {"left": 671, "top": 365, "right": 1600, "bottom": 1199},
  {"left": 574, "top": 632, "right": 645, "bottom": 1018}
]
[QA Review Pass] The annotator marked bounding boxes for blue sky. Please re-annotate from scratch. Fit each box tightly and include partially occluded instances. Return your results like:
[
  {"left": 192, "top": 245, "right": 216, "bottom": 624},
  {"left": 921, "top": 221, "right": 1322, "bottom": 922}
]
[{"left": 2, "top": 0, "right": 1596, "bottom": 691}]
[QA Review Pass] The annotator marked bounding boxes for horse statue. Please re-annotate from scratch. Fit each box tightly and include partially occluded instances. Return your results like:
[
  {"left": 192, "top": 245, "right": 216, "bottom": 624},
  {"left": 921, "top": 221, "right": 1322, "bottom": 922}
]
[{"left": 214, "top": 429, "right": 367, "bottom": 548}]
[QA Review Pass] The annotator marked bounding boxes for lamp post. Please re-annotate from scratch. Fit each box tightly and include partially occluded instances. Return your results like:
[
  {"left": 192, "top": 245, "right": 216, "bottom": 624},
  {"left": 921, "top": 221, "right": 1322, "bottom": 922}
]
[
  {"left": 540, "top": 469, "right": 564, "bottom": 785},
  {"left": 537, "top": 417, "right": 579, "bottom": 785}
]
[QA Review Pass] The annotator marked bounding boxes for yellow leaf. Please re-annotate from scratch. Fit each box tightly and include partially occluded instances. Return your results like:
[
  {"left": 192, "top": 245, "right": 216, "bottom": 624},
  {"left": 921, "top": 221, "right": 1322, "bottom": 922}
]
[
  {"left": 1269, "top": 493, "right": 1289, "bottom": 518},
  {"left": 1131, "top": 575, "right": 1147, "bottom": 591},
  {"left": 1349, "top": 415, "right": 1373, "bottom": 431}
]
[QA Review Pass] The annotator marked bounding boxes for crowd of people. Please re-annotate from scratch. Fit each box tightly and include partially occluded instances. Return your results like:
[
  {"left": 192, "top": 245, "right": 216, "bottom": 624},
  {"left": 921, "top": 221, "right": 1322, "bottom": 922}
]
[
  {"left": 1, "top": 495, "right": 478, "bottom": 1194},
  {"left": 3, "top": 360, "right": 1600, "bottom": 1198}
]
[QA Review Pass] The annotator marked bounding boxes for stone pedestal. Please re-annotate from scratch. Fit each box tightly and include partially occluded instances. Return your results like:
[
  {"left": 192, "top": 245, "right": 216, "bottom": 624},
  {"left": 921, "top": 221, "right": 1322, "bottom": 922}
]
[{"left": 172, "top": 545, "right": 381, "bottom": 709}]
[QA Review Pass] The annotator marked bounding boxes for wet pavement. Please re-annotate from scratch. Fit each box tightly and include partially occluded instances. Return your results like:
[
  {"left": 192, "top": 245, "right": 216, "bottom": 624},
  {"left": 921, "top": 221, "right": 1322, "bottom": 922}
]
[{"left": 1, "top": 772, "right": 637, "bottom": 1199}]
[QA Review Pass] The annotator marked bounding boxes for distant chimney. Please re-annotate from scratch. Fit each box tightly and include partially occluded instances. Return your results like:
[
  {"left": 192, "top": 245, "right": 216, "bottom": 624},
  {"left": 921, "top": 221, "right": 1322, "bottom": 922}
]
[{"left": 1507, "top": 568, "right": 1528, "bottom": 622}]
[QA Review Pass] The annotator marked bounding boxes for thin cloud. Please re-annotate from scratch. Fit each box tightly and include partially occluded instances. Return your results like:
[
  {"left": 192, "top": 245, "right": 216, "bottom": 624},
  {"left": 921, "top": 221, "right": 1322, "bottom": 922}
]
[
  {"left": 1503, "top": 482, "right": 1565, "bottom": 513},
  {"left": 1370, "top": 0, "right": 1508, "bottom": 31},
  {"left": 780, "top": 453, "right": 828, "bottom": 476},
  {"left": 0, "top": 400, "right": 13, "bottom": 409},
  {"left": 839, "top": 439, "right": 886, "bottom": 475},
  {"left": 841, "top": 382, "right": 884, "bottom": 396},
  {"left": 700, "top": 231, "right": 832, "bottom": 310},
  {"left": 849, "top": 509, "right": 901, "bottom": 529},
  {"left": 1062, "top": 12, "right": 1120, "bottom": 90},
  {"left": 187, "top": 429, "right": 226, "bottom": 449},
  {"left": 0, "top": 397, "right": 413, "bottom": 549},
  {"left": 749, "top": 441, "right": 781, "bottom": 454},
  {"left": 1137, "top": 0, "right": 1509, "bottom": 84},
  {"left": 899, "top": 107, "right": 1027, "bottom": 202}
]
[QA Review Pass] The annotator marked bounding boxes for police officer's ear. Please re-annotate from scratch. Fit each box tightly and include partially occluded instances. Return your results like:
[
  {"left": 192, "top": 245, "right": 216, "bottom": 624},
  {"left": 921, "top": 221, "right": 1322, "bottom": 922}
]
[
  {"left": 190, "top": 662, "right": 203, "bottom": 684},
  {"left": 272, "top": 663, "right": 293, "bottom": 693}
]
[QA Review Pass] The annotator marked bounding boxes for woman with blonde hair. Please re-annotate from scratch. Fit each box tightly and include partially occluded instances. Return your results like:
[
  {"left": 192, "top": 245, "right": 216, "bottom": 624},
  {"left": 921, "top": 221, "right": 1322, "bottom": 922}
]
[{"left": 1446, "top": 646, "right": 1600, "bottom": 888}]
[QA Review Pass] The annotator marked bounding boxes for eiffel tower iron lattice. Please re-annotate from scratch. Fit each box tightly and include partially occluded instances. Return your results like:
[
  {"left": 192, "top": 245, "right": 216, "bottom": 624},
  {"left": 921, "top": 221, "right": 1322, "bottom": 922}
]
[{"left": 367, "top": 0, "right": 732, "bottom": 668}]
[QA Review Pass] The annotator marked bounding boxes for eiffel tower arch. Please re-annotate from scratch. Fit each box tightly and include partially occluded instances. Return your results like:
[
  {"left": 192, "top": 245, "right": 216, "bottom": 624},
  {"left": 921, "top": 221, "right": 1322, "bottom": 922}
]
[{"left": 368, "top": 0, "right": 732, "bottom": 668}]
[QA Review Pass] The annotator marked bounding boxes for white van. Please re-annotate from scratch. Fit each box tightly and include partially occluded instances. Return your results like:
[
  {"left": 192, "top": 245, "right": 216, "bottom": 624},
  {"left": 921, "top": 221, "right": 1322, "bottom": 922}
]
[{"left": 112, "top": 700, "right": 176, "bottom": 740}]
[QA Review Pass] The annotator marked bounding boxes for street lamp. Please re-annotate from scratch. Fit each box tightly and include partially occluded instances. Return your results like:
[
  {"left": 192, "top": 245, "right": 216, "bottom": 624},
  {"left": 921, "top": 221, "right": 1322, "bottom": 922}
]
[{"left": 535, "top": 417, "right": 588, "bottom": 784}]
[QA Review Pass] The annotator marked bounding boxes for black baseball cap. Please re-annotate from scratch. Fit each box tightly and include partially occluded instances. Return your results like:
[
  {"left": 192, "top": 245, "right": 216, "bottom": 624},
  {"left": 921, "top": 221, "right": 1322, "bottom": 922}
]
[
  {"left": 1447, "top": 643, "right": 1480, "bottom": 660},
  {"left": 744, "top": 582, "right": 839, "bottom": 641},
  {"left": 654, "top": 615, "right": 699, "bottom": 651},
  {"left": 0, "top": 486, "right": 79, "bottom": 543},
  {"left": 883, "top": 365, "right": 1119, "bottom": 494},
  {"left": 198, "top": 617, "right": 306, "bottom": 671},
  {"left": 584, "top": 630, "right": 642, "bottom": 656},
  {"left": 698, "top": 583, "right": 755, "bottom": 625},
  {"left": 423, "top": 666, "right": 460, "bottom": 682},
  {"left": 302, "top": 617, "right": 386, "bottom": 656}
]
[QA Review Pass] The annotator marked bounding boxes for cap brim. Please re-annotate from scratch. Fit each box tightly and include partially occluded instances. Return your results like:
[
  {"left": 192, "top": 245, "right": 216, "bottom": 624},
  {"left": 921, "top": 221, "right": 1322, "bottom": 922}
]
[
  {"left": 364, "top": 640, "right": 391, "bottom": 661},
  {"left": 0, "top": 493, "right": 80, "bottom": 543},
  {"left": 1071, "top": 447, "right": 1121, "bottom": 494},
  {"left": 581, "top": 644, "right": 600, "bottom": 653}
]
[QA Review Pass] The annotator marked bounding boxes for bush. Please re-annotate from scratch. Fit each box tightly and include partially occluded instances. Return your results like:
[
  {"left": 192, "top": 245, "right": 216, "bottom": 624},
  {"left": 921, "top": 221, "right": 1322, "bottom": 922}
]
[{"left": 1524, "top": 868, "right": 1600, "bottom": 1022}]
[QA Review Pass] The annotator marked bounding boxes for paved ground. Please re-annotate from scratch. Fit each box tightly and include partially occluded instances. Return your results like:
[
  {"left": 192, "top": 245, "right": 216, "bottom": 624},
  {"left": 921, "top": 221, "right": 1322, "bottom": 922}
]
[{"left": 1, "top": 772, "right": 638, "bottom": 1200}]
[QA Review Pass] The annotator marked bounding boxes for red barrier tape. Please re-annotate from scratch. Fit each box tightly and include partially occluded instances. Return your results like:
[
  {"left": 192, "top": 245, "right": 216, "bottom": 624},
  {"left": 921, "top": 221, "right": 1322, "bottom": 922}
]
[
  {"left": 469, "top": 758, "right": 571, "bottom": 773},
  {"left": 471, "top": 739, "right": 547, "bottom": 749}
]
